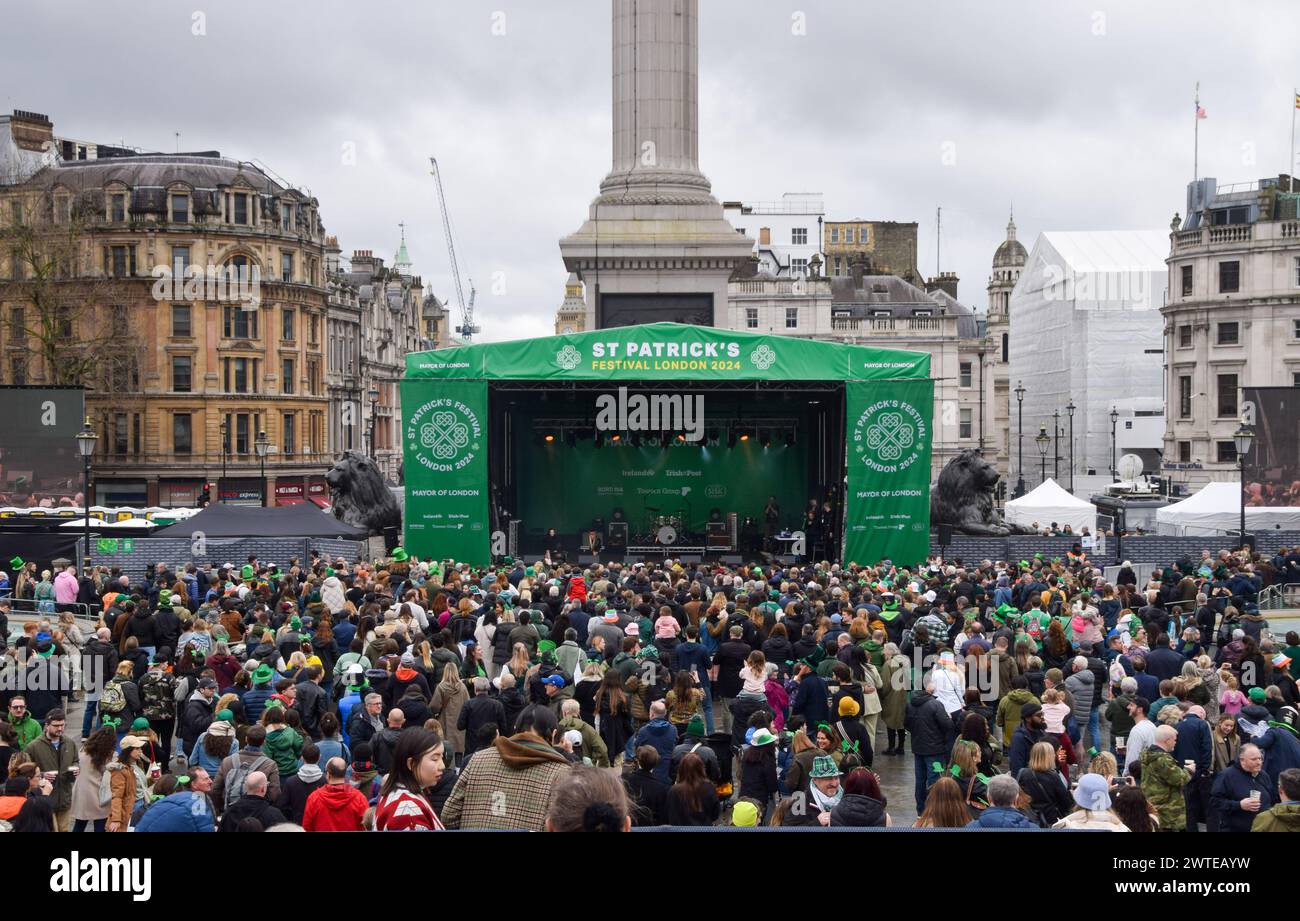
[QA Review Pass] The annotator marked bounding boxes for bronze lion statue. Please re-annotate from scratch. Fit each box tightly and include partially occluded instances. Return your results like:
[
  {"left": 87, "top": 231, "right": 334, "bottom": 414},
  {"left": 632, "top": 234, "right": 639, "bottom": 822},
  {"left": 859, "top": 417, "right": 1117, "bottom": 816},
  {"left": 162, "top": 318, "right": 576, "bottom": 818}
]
[
  {"left": 327, "top": 451, "right": 402, "bottom": 535},
  {"left": 930, "top": 449, "right": 1027, "bottom": 536}
]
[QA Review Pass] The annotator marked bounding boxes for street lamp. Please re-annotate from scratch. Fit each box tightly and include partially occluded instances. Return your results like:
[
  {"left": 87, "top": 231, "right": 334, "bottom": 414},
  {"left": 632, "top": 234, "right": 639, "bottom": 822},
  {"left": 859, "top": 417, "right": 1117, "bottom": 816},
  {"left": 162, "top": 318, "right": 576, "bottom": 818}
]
[
  {"left": 218, "top": 418, "right": 228, "bottom": 501},
  {"left": 1234, "top": 417, "right": 1255, "bottom": 550},
  {"left": 1065, "top": 399, "right": 1076, "bottom": 494},
  {"left": 1035, "top": 423, "right": 1050, "bottom": 486},
  {"left": 368, "top": 385, "right": 380, "bottom": 459},
  {"left": 255, "top": 430, "right": 270, "bottom": 507},
  {"left": 1013, "top": 381, "right": 1026, "bottom": 498},
  {"left": 1109, "top": 407, "right": 1119, "bottom": 482},
  {"left": 75, "top": 418, "right": 97, "bottom": 574},
  {"left": 1052, "top": 409, "right": 1061, "bottom": 482}
]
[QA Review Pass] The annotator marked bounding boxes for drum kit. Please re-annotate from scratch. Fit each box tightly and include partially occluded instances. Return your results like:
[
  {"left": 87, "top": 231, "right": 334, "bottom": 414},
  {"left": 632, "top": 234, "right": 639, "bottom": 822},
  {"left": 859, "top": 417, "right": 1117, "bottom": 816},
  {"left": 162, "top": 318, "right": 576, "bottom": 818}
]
[{"left": 641, "top": 506, "right": 685, "bottom": 545}]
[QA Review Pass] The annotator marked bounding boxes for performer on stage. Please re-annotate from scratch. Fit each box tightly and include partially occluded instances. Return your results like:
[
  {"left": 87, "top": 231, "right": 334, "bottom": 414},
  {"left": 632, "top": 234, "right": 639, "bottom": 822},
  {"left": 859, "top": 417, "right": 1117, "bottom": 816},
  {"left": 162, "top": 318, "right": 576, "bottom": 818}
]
[
  {"left": 583, "top": 528, "right": 603, "bottom": 554},
  {"left": 763, "top": 496, "right": 780, "bottom": 552},
  {"left": 544, "top": 527, "right": 565, "bottom": 564}
]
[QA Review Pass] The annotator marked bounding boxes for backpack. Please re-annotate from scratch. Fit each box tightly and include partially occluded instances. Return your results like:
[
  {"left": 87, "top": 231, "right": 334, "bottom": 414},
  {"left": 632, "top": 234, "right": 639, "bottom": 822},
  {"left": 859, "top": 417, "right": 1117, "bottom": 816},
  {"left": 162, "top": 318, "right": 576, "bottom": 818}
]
[
  {"left": 98, "top": 764, "right": 117, "bottom": 807},
  {"left": 223, "top": 754, "right": 273, "bottom": 812},
  {"left": 140, "top": 670, "right": 177, "bottom": 721},
  {"left": 1046, "top": 592, "right": 1065, "bottom": 617},
  {"left": 99, "top": 679, "right": 128, "bottom": 716}
]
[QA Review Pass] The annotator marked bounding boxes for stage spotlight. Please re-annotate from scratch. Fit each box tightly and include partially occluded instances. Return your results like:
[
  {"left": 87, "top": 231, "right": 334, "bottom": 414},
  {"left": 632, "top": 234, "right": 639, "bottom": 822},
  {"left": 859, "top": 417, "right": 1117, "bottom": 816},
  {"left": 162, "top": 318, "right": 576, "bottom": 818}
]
[
  {"left": 676, "top": 434, "right": 686, "bottom": 442},
  {"left": 544, "top": 433, "right": 555, "bottom": 443},
  {"left": 739, "top": 432, "right": 749, "bottom": 442},
  {"left": 611, "top": 433, "right": 621, "bottom": 444}
]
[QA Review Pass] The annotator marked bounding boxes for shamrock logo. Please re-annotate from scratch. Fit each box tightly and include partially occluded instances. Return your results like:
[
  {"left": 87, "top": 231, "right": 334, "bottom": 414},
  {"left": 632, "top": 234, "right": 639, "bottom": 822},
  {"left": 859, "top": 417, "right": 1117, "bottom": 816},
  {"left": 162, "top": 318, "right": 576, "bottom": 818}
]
[
  {"left": 865, "top": 411, "right": 914, "bottom": 461},
  {"left": 750, "top": 344, "right": 776, "bottom": 370},
  {"left": 420, "top": 411, "right": 470, "bottom": 459},
  {"left": 556, "top": 344, "right": 582, "bottom": 371}
]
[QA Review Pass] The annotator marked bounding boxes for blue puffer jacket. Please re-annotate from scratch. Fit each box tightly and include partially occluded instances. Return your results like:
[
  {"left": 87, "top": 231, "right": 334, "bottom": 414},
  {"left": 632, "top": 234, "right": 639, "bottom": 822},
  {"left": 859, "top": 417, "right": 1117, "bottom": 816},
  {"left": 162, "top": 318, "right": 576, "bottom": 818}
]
[
  {"left": 626, "top": 718, "right": 678, "bottom": 781},
  {"left": 134, "top": 792, "right": 216, "bottom": 832},
  {"left": 1256, "top": 726, "right": 1300, "bottom": 781},
  {"left": 966, "top": 806, "right": 1039, "bottom": 829},
  {"left": 241, "top": 685, "right": 274, "bottom": 725}
]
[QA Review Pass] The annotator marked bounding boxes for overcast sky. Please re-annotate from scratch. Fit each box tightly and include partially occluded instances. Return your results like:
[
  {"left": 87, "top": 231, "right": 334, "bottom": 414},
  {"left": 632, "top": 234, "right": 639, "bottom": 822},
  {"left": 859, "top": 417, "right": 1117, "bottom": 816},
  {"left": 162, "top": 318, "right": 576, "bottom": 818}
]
[{"left": 4, "top": 0, "right": 1297, "bottom": 342}]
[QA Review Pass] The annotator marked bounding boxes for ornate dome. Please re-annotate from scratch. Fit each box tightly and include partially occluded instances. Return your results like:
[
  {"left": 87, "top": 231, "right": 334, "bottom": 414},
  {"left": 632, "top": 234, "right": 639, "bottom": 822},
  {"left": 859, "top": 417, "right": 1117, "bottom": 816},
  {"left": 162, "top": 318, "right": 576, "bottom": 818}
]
[{"left": 992, "top": 213, "right": 1027, "bottom": 269}]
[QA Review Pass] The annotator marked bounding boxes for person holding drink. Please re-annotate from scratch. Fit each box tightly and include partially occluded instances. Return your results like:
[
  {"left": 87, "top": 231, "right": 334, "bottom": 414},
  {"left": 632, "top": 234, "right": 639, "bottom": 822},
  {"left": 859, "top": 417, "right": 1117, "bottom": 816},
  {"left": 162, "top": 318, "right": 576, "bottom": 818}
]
[{"left": 22, "top": 709, "right": 77, "bottom": 832}]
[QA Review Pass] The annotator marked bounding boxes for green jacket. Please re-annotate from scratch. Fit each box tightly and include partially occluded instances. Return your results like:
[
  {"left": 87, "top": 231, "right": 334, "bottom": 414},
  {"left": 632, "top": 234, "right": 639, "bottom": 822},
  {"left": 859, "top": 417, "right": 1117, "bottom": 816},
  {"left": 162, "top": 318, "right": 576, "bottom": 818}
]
[
  {"left": 263, "top": 726, "right": 304, "bottom": 777},
  {"left": 994, "top": 689, "right": 1039, "bottom": 747},
  {"left": 25, "top": 734, "right": 77, "bottom": 813},
  {"left": 1251, "top": 802, "right": 1300, "bottom": 832},
  {"left": 1139, "top": 746, "right": 1190, "bottom": 831},
  {"left": 862, "top": 640, "right": 885, "bottom": 669},
  {"left": 10, "top": 714, "right": 41, "bottom": 749},
  {"left": 558, "top": 714, "right": 609, "bottom": 767}
]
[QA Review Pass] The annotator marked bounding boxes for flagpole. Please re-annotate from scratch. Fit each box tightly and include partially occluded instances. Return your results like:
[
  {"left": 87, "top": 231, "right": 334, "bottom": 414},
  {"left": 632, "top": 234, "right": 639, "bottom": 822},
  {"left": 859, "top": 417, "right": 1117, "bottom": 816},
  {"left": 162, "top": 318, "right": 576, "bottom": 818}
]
[
  {"left": 1291, "top": 88, "right": 1296, "bottom": 191},
  {"left": 1194, "top": 81, "right": 1200, "bottom": 182}
]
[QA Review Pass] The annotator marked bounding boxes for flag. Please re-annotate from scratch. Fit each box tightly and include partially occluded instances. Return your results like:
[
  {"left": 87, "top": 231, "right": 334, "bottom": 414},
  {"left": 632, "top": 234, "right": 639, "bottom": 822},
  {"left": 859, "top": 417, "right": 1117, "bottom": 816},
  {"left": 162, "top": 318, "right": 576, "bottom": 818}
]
[
  {"left": 1294, "top": 91, "right": 1300, "bottom": 109},
  {"left": 1196, "top": 104, "right": 1207, "bottom": 120}
]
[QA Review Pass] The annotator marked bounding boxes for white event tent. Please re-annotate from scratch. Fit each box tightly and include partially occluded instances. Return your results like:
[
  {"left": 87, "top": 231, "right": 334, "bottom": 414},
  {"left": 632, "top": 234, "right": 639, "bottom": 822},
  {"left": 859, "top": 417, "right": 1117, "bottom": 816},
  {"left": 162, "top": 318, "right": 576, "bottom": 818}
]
[{"left": 1005, "top": 478, "right": 1098, "bottom": 534}]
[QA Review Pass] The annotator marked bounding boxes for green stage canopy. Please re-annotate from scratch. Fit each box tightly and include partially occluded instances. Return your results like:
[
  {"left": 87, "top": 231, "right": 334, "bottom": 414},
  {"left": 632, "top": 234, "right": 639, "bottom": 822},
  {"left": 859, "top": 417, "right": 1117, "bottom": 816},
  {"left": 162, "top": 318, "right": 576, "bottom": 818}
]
[{"left": 405, "top": 322, "right": 930, "bottom": 382}]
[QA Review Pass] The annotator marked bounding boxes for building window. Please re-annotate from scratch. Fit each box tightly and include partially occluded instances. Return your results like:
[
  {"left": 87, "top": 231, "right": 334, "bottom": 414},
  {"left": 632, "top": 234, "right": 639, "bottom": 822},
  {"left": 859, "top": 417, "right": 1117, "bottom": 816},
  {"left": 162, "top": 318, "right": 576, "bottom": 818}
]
[
  {"left": 1294, "top": 371, "right": 1300, "bottom": 387},
  {"left": 1001, "top": 332, "right": 1008, "bottom": 364},
  {"left": 1294, "top": 256, "right": 1300, "bottom": 286},
  {"left": 9, "top": 308, "right": 24, "bottom": 346},
  {"left": 170, "top": 193, "right": 189, "bottom": 223},
  {"left": 172, "top": 355, "right": 191, "bottom": 393},
  {"left": 113, "top": 413, "right": 129, "bottom": 455},
  {"left": 170, "top": 245, "right": 190, "bottom": 275},
  {"left": 231, "top": 413, "right": 251, "bottom": 454},
  {"left": 173, "top": 413, "right": 192, "bottom": 455},
  {"left": 225, "top": 357, "right": 255, "bottom": 394},
  {"left": 223, "top": 305, "right": 258, "bottom": 339},
  {"left": 1218, "top": 260, "right": 1239, "bottom": 293},
  {"left": 959, "top": 362, "right": 973, "bottom": 388},
  {"left": 1216, "top": 441, "right": 1238, "bottom": 464},
  {"left": 110, "top": 245, "right": 129, "bottom": 277},
  {"left": 790, "top": 258, "right": 808, "bottom": 276},
  {"left": 1217, "top": 373, "right": 1238, "bottom": 418},
  {"left": 283, "top": 413, "right": 296, "bottom": 458},
  {"left": 745, "top": 308, "right": 758, "bottom": 329},
  {"left": 1179, "top": 375, "right": 1192, "bottom": 418},
  {"left": 281, "top": 202, "right": 292, "bottom": 228},
  {"left": 10, "top": 356, "right": 26, "bottom": 385},
  {"left": 1294, "top": 318, "right": 1300, "bottom": 340},
  {"left": 858, "top": 227, "right": 869, "bottom": 244},
  {"left": 830, "top": 227, "right": 840, "bottom": 244},
  {"left": 308, "top": 314, "right": 318, "bottom": 344},
  {"left": 110, "top": 193, "right": 126, "bottom": 222},
  {"left": 791, "top": 227, "right": 808, "bottom": 245},
  {"left": 232, "top": 193, "right": 248, "bottom": 225},
  {"left": 281, "top": 252, "right": 293, "bottom": 283},
  {"left": 282, "top": 307, "right": 295, "bottom": 341},
  {"left": 785, "top": 307, "right": 798, "bottom": 329},
  {"left": 1178, "top": 441, "right": 1191, "bottom": 463},
  {"left": 282, "top": 358, "right": 294, "bottom": 395},
  {"left": 1216, "top": 321, "right": 1239, "bottom": 345},
  {"left": 171, "top": 304, "right": 191, "bottom": 337},
  {"left": 1181, "top": 265, "right": 1193, "bottom": 297},
  {"left": 959, "top": 408, "right": 972, "bottom": 439},
  {"left": 1178, "top": 325, "right": 1192, "bottom": 348},
  {"left": 833, "top": 256, "right": 842, "bottom": 276}
]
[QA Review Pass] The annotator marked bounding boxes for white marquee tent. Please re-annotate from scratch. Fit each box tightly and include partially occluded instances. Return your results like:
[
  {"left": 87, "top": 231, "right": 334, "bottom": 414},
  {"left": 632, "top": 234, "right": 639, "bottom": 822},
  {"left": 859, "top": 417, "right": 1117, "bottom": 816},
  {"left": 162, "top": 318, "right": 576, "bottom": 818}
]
[
  {"left": 1156, "top": 481, "right": 1300, "bottom": 536},
  {"left": 1005, "top": 478, "right": 1097, "bottom": 534}
]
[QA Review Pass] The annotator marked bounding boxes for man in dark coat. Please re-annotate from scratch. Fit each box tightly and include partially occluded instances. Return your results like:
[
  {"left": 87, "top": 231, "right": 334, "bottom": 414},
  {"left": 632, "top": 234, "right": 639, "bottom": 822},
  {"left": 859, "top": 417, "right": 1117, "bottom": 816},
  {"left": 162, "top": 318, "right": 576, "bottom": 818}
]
[
  {"left": 905, "top": 683, "right": 957, "bottom": 813},
  {"left": 219, "top": 770, "right": 288, "bottom": 831},
  {"left": 1174, "top": 704, "right": 1214, "bottom": 831},
  {"left": 1210, "top": 743, "right": 1273, "bottom": 833},
  {"left": 458, "top": 677, "right": 507, "bottom": 758}
]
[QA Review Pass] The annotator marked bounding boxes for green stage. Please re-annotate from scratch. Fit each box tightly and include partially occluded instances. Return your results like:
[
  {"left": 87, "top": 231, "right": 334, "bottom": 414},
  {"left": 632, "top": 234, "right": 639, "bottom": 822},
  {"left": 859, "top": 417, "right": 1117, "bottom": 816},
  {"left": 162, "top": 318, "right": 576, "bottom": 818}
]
[{"left": 401, "top": 323, "right": 933, "bottom": 566}]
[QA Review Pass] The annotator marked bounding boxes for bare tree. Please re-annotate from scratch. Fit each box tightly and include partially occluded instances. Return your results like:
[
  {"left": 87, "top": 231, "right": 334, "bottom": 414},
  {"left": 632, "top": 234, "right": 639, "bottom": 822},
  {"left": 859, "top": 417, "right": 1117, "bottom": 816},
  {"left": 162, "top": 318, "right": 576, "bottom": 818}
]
[{"left": 0, "top": 176, "right": 142, "bottom": 390}]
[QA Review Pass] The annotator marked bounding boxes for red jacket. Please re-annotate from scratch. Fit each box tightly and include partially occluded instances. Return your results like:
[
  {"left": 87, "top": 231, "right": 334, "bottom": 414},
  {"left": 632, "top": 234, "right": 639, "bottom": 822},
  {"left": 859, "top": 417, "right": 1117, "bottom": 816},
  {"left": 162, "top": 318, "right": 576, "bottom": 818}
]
[{"left": 302, "top": 781, "right": 369, "bottom": 831}]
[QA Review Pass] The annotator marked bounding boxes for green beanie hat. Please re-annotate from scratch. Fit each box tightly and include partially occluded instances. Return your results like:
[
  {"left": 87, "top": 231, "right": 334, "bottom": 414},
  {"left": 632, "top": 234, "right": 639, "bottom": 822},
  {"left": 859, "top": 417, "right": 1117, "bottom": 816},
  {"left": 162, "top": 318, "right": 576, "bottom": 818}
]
[
  {"left": 685, "top": 715, "right": 706, "bottom": 739},
  {"left": 131, "top": 717, "right": 150, "bottom": 731},
  {"left": 241, "top": 564, "right": 254, "bottom": 580},
  {"left": 216, "top": 709, "right": 234, "bottom": 722}
]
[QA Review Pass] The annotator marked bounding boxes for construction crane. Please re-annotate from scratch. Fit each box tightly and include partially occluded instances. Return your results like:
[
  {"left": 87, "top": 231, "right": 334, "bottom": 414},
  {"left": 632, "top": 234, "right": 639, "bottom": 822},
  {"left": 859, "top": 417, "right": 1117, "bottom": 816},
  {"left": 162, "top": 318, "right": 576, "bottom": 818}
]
[{"left": 428, "top": 156, "right": 478, "bottom": 340}]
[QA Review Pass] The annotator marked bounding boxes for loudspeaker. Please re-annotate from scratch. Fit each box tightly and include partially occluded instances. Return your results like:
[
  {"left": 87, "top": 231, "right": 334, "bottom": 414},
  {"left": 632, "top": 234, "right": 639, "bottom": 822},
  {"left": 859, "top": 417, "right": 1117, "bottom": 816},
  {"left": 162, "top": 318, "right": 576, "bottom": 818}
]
[
  {"left": 720, "top": 554, "right": 743, "bottom": 566},
  {"left": 578, "top": 554, "right": 599, "bottom": 565},
  {"left": 607, "top": 521, "right": 628, "bottom": 549},
  {"left": 937, "top": 523, "right": 954, "bottom": 547}
]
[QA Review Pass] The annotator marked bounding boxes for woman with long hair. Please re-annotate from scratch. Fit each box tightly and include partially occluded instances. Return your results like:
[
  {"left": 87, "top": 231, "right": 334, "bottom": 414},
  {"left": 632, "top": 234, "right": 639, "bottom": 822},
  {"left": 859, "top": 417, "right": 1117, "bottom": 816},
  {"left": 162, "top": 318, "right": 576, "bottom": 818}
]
[
  {"left": 1016, "top": 740, "right": 1072, "bottom": 827},
  {"left": 429, "top": 663, "right": 468, "bottom": 763},
  {"left": 1041, "top": 620, "right": 1072, "bottom": 673},
  {"left": 1113, "top": 784, "right": 1159, "bottom": 831},
  {"left": 70, "top": 726, "right": 117, "bottom": 833},
  {"left": 595, "top": 670, "right": 632, "bottom": 761},
  {"left": 830, "top": 766, "right": 890, "bottom": 827},
  {"left": 946, "top": 739, "right": 989, "bottom": 815},
  {"left": 665, "top": 752, "right": 719, "bottom": 826},
  {"left": 508, "top": 641, "right": 531, "bottom": 681},
  {"left": 106, "top": 736, "right": 147, "bottom": 832},
  {"left": 12, "top": 795, "right": 55, "bottom": 832},
  {"left": 913, "top": 776, "right": 970, "bottom": 828},
  {"left": 375, "top": 729, "right": 446, "bottom": 830},
  {"left": 664, "top": 669, "right": 703, "bottom": 736}
]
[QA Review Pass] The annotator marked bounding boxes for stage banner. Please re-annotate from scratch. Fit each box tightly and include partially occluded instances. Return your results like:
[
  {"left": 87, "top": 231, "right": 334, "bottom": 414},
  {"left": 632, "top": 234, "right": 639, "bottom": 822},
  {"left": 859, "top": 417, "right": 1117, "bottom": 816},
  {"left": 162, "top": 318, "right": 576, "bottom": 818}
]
[
  {"left": 400, "top": 380, "right": 490, "bottom": 565},
  {"left": 843, "top": 378, "right": 933, "bottom": 566},
  {"left": 407, "top": 322, "right": 930, "bottom": 383}
]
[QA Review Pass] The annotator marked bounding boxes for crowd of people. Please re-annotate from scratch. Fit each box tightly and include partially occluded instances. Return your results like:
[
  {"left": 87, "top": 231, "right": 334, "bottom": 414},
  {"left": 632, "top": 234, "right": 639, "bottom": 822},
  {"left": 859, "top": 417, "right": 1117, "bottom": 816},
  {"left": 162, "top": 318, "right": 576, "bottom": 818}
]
[{"left": 0, "top": 542, "right": 1297, "bottom": 832}]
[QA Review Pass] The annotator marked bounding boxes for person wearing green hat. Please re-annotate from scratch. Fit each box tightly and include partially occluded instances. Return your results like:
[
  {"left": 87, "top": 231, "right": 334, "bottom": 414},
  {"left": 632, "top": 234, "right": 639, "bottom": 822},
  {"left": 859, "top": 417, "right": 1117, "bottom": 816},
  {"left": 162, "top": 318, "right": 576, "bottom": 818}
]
[
  {"left": 781, "top": 753, "right": 842, "bottom": 826},
  {"left": 738, "top": 726, "right": 780, "bottom": 822},
  {"left": 731, "top": 799, "right": 759, "bottom": 827},
  {"left": 241, "top": 663, "right": 277, "bottom": 725},
  {"left": 390, "top": 547, "right": 409, "bottom": 563}
]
